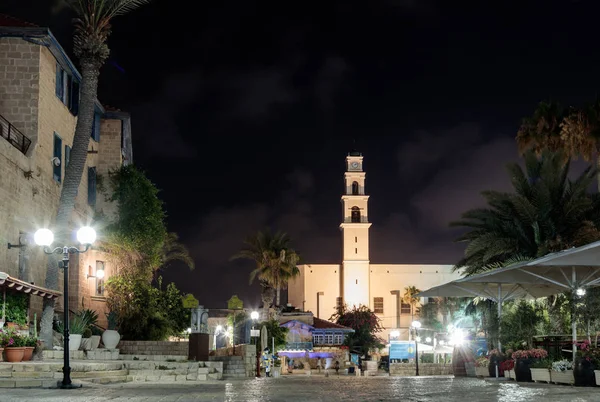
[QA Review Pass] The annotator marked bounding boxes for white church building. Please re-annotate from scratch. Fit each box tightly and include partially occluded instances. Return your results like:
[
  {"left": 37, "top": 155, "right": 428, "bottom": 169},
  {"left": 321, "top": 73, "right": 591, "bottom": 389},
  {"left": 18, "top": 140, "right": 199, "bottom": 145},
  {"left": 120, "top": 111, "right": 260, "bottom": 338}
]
[{"left": 287, "top": 150, "right": 462, "bottom": 342}]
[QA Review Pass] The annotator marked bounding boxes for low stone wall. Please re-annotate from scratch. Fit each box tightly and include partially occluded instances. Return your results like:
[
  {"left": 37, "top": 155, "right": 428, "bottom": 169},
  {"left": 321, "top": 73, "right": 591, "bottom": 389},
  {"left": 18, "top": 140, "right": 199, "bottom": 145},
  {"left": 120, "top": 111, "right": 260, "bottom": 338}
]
[
  {"left": 118, "top": 341, "right": 188, "bottom": 356},
  {"left": 389, "top": 363, "right": 453, "bottom": 376}
]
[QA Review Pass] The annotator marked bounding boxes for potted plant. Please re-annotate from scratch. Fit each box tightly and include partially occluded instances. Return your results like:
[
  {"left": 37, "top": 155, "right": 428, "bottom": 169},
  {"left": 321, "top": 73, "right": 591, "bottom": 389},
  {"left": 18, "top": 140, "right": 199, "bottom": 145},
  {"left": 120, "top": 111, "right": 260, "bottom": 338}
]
[
  {"left": 500, "top": 359, "right": 515, "bottom": 380},
  {"left": 550, "top": 358, "right": 574, "bottom": 384},
  {"left": 56, "top": 314, "right": 89, "bottom": 351},
  {"left": 512, "top": 348, "right": 548, "bottom": 382},
  {"left": 102, "top": 311, "right": 120, "bottom": 349},
  {"left": 2, "top": 329, "right": 25, "bottom": 362},
  {"left": 80, "top": 328, "right": 93, "bottom": 351},
  {"left": 475, "top": 356, "right": 489, "bottom": 377},
  {"left": 573, "top": 340, "right": 598, "bottom": 386},
  {"left": 530, "top": 358, "right": 551, "bottom": 383},
  {"left": 487, "top": 349, "right": 505, "bottom": 377},
  {"left": 22, "top": 335, "right": 37, "bottom": 361}
]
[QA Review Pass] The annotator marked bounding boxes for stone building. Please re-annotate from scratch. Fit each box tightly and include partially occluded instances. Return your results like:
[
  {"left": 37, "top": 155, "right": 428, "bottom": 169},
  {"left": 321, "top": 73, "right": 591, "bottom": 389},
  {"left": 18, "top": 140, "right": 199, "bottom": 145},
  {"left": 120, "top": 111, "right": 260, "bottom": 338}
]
[
  {"left": 0, "top": 14, "right": 133, "bottom": 329},
  {"left": 287, "top": 151, "right": 463, "bottom": 344}
]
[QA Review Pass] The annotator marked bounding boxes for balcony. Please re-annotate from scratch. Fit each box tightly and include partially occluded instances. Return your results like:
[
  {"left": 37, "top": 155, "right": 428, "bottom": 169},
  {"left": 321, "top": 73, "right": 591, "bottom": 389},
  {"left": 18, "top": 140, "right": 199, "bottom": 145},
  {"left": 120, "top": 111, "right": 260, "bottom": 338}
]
[
  {"left": 343, "top": 217, "right": 369, "bottom": 223},
  {"left": 284, "top": 342, "right": 313, "bottom": 351},
  {"left": 0, "top": 114, "right": 31, "bottom": 155}
]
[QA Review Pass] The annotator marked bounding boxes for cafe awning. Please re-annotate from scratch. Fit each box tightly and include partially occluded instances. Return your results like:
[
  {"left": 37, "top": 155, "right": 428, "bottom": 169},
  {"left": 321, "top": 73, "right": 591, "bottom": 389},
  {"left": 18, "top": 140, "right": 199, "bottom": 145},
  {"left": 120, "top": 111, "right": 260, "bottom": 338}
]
[{"left": 0, "top": 272, "right": 61, "bottom": 300}]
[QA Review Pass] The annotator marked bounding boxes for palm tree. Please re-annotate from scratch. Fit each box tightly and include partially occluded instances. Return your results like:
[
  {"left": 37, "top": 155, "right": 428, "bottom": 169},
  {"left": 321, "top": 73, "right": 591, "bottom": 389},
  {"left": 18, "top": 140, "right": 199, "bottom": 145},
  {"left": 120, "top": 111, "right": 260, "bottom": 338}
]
[
  {"left": 402, "top": 285, "right": 421, "bottom": 323},
  {"left": 517, "top": 99, "right": 600, "bottom": 190},
  {"left": 231, "top": 229, "right": 301, "bottom": 311},
  {"left": 40, "top": 0, "right": 152, "bottom": 347},
  {"left": 451, "top": 150, "right": 600, "bottom": 276}
]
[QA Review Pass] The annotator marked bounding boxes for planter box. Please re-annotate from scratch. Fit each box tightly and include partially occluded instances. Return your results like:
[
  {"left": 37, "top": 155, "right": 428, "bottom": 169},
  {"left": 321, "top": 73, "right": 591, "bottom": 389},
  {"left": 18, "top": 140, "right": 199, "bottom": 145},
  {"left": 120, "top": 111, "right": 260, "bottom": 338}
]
[
  {"left": 531, "top": 368, "right": 551, "bottom": 383},
  {"left": 465, "top": 362, "right": 476, "bottom": 377},
  {"left": 475, "top": 366, "right": 488, "bottom": 377},
  {"left": 551, "top": 370, "right": 574, "bottom": 385},
  {"left": 508, "top": 369, "right": 516, "bottom": 380},
  {"left": 595, "top": 370, "right": 600, "bottom": 386}
]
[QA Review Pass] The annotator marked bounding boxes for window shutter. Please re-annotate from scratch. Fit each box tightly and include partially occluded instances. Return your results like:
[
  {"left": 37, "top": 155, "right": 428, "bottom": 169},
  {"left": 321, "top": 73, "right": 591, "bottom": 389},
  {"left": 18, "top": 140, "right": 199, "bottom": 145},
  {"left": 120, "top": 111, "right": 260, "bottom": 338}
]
[
  {"left": 65, "top": 145, "right": 71, "bottom": 168},
  {"left": 91, "top": 112, "right": 101, "bottom": 142},
  {"left": 88, "top": 167, "right": 97, "bottom": 206},
  {"left": 53, "top": 133, "right": 62, "bottom": 182},
  {"left": 55, "top": 63, "right": 64, "bottom": 100},
  {"left": 70, "top": 80, "right": 80, "bottom": 115}
]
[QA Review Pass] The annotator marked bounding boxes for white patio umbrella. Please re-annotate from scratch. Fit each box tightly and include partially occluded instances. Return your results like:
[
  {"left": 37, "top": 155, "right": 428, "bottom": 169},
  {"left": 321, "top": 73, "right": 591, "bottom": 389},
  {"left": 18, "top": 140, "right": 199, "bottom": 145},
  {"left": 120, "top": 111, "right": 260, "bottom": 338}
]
[
  {"left": 456, "top": 239, "right": 600, "bottom": 362},
  {"left": 419, "top": 276, "right": 558, "bottom": 352}
]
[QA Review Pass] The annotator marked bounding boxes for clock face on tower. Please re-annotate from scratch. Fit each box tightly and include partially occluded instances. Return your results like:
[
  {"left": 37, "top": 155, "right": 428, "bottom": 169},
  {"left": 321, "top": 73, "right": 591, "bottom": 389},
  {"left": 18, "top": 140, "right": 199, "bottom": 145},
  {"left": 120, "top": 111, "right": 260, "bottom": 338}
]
[{"left": 351, "top": 162, "right": 359, "bottom": 170}]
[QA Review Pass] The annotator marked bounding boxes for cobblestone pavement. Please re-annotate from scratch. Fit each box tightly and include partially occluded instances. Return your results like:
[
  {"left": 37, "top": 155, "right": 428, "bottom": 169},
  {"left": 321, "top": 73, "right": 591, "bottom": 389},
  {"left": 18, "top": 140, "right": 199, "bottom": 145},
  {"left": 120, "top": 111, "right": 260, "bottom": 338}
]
[{"left": 1, "top": 376, "right": 599, "bottom": 402}]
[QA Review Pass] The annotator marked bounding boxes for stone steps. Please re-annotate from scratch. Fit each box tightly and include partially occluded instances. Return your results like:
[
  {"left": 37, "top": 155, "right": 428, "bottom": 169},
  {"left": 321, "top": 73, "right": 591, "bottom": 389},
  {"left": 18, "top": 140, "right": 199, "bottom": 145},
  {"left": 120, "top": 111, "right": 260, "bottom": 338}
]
[
  {"left": 71, "top": 369, "right": 127, "bottom": 379},
  {"left": 0, "top": 378, "right": 57, "bottom": 388},
  {"left": 81, "top": 374, "right": 130, "bottom": 385}
]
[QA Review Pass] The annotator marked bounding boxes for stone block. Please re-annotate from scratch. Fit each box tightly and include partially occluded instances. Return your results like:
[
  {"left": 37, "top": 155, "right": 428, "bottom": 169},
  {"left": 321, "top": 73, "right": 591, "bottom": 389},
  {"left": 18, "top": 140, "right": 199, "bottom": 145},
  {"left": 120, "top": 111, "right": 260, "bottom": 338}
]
[
  {"left": 197, "top": 374, "right": 208, "bottom": 381},
  {"left": 208, "top": 372, "right": 223, "bottom": 380}
]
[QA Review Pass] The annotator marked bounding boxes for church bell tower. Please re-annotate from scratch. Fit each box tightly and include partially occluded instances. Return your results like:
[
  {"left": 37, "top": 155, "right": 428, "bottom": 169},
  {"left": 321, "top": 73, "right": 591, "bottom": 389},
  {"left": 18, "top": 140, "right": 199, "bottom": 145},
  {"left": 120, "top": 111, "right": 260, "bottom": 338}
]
[{"left": 340, "top": 150, "right": 371, "bottom": 308}]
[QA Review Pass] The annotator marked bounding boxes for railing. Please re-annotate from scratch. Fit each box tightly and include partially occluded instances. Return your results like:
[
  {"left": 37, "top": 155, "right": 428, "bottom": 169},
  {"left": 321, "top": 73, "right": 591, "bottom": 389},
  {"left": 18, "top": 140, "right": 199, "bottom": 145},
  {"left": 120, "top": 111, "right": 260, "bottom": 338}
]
[
  {"left": 0, "top": 114, "right": 31, "bottom": 155},
  {"left": 343, "top": 217, "right": 369, "bottom": 223},
  {"left": 285, "top": 342, "right": 313, "bottom": 350}
]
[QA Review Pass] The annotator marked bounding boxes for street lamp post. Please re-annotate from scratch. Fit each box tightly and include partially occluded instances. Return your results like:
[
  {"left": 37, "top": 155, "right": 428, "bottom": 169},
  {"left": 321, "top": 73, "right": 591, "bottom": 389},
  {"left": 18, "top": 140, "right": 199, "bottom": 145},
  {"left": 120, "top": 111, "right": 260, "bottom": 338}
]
[
  {"left": 250, "top": 311, "right": 260, "bottom": 378},
  {"left": 411, "top": 320, "right": 421, "bottom": 376},
  {"left": 34, "top": 226, "right": 96, "bottom": 389}
]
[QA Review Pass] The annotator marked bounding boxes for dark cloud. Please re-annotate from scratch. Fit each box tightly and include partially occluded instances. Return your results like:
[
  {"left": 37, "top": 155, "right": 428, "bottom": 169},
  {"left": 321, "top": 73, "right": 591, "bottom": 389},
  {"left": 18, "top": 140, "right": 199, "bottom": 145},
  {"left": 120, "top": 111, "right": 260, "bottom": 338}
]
[{"left": 130, "top": 73, "right": 201, "bottom": 159}]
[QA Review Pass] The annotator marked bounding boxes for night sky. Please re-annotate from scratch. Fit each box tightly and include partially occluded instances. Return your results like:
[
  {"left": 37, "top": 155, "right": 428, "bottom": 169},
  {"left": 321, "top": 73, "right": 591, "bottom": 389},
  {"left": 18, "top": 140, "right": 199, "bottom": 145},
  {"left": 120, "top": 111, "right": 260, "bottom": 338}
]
[{"left": 4, "top": 0, "right": 600, "bottom": 308}]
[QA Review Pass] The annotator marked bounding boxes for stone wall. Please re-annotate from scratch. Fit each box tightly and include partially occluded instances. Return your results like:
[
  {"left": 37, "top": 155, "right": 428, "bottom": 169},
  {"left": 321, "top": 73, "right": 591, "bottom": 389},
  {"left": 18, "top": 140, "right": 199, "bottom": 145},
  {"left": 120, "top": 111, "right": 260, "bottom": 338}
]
[
  {"left": 118, "top": 340, "right": 189, "bottom": 356},
  {"left": 389, "top": 363, "right": 453, "bottom": 376}
]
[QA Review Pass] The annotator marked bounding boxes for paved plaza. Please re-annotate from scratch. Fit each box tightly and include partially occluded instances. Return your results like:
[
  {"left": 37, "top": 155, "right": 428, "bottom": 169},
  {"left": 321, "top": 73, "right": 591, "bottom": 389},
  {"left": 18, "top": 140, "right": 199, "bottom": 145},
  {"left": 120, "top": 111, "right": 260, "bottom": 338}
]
[{"left": 1, "top": 376, "right": 599, "bottom": 401}]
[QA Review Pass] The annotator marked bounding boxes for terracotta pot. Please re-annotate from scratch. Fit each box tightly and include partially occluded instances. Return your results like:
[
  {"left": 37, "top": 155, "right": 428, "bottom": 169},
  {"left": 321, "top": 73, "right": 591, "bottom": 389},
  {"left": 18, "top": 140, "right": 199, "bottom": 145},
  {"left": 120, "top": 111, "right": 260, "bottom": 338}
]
[
  {"left": 0, "top": 347, "right": 3, "bottom": 362},
  {"left": 6, "top": 322, "right": 18, "bottom": 330},
  {"left": 22, "top": 347, "right": 34, "bottom": 361},
  {"left": 5, "top": 347, "right": 25, "bottom": 363}
]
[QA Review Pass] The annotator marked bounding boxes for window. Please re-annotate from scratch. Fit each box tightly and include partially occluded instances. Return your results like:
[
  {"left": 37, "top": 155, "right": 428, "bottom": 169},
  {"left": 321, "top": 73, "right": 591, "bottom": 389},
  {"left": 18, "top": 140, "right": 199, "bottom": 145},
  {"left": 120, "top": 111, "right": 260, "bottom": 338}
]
[
  {"left": 88, "top": 167, "right": 97, "bottom": 206},
  {"left": 355, "top": 236, "right": 357, "bottom": 243},
  {"left": 91, "top": 110, "right": 102, "bottom": 142},
  {"left": 401, "top": 303, "right": 412, "bottom": 315},
  {"left": 352, "top": 181, "right": 359, "bottom": 195},
  {"left": 355, "top": 248, "right": 357, "bottom": 254},
  {"left": 324, "top": 334, "right": 334, "bottom": 345},
  {"left": 334, "top": 333, "right": 343, "bottom": 345},
  {"left": 374, "top": 297, "right": 384, "bottom": 314},
  {"left": 95, "top": 261, "right": 105, "bottom": 297},
  {"left": 55, "top": 62, "right": 79, "bottom": 115},
  {"left": 65, "top": 145, "right": 71, "bottom": 168},
  {"left": 313, "top": 333, "right": 324, "bottom": 345},
  {"left": 53, "top": 133, "right": 62, "bottom": 183},
  {"left": 351, "top": 206, "right": 361, "bottom": 223}
]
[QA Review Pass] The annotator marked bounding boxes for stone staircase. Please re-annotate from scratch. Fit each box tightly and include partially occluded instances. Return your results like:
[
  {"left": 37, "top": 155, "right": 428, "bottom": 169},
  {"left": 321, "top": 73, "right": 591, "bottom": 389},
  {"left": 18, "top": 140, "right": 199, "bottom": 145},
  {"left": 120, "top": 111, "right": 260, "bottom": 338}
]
[{"left": 217, "top": 356, "right": 248, "bottom": 378}]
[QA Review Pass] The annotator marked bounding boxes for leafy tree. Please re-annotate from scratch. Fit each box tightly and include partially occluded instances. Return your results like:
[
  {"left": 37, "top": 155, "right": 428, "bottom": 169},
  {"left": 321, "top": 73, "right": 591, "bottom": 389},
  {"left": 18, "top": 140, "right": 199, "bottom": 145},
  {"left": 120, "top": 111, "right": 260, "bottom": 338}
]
[
  {"left": 41, "top": 0, "right": 151, "bottom": 349},
  {"left": 451, "top": 150, "right": 600, "bottom": 276},
  {"left": 330, "top": 305, "right": 384, "bottom": 357},
  {"left": 252, "top": 319, "right": 289, "bottom": 354},
  {"left": 231, "top": 229, "right": 301, "bottom": 309},
  {"left": 499, "top": 300, "right": 545, "bottom": 349}
]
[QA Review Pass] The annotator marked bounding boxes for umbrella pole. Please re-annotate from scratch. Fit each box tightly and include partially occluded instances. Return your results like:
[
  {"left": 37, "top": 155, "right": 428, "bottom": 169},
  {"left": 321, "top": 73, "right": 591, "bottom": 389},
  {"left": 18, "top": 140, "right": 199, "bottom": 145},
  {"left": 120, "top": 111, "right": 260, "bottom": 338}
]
[
  {"left": 497, "top": 285, "right": 502, "bottom": 354},
  {"left": 572, "top": 268, "right": 577, "bottom": 365}
]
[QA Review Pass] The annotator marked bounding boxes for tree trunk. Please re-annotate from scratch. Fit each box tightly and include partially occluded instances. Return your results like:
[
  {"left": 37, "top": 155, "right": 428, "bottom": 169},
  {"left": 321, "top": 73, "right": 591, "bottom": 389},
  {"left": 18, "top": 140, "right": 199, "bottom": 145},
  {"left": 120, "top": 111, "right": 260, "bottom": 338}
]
[
  {"left": 276, "top": 286, "right": 281, "bottom": 308},
  {"left": 40, "top": 58, "right": 100, "bottom": 348}
]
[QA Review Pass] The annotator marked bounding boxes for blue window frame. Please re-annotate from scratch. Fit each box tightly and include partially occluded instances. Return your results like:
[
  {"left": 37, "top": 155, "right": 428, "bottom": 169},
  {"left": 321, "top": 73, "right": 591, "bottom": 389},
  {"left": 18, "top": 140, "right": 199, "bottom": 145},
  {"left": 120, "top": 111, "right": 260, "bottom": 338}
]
[
  {"left": 91, "top": 110, "right": 102, "bottom": 142},
  {"left": 55, "top": 62, "right": 79, "bottom": 116},
  {"left": 88, "top": 167, "right": 97, "bottom": 206},
  {"left": 53, "top": 133, "right": 62, "bottom": 183}
]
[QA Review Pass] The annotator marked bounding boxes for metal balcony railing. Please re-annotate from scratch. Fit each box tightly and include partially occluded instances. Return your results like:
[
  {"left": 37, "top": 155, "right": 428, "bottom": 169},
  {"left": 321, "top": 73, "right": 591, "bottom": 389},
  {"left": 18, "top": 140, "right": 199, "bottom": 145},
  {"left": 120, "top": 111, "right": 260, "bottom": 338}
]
[
  {"left": 0, "top": 114, "right": 31, "bottom": 155},
  {"left": 343, "top": 217, "right": 369, "bottom": 223}
]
